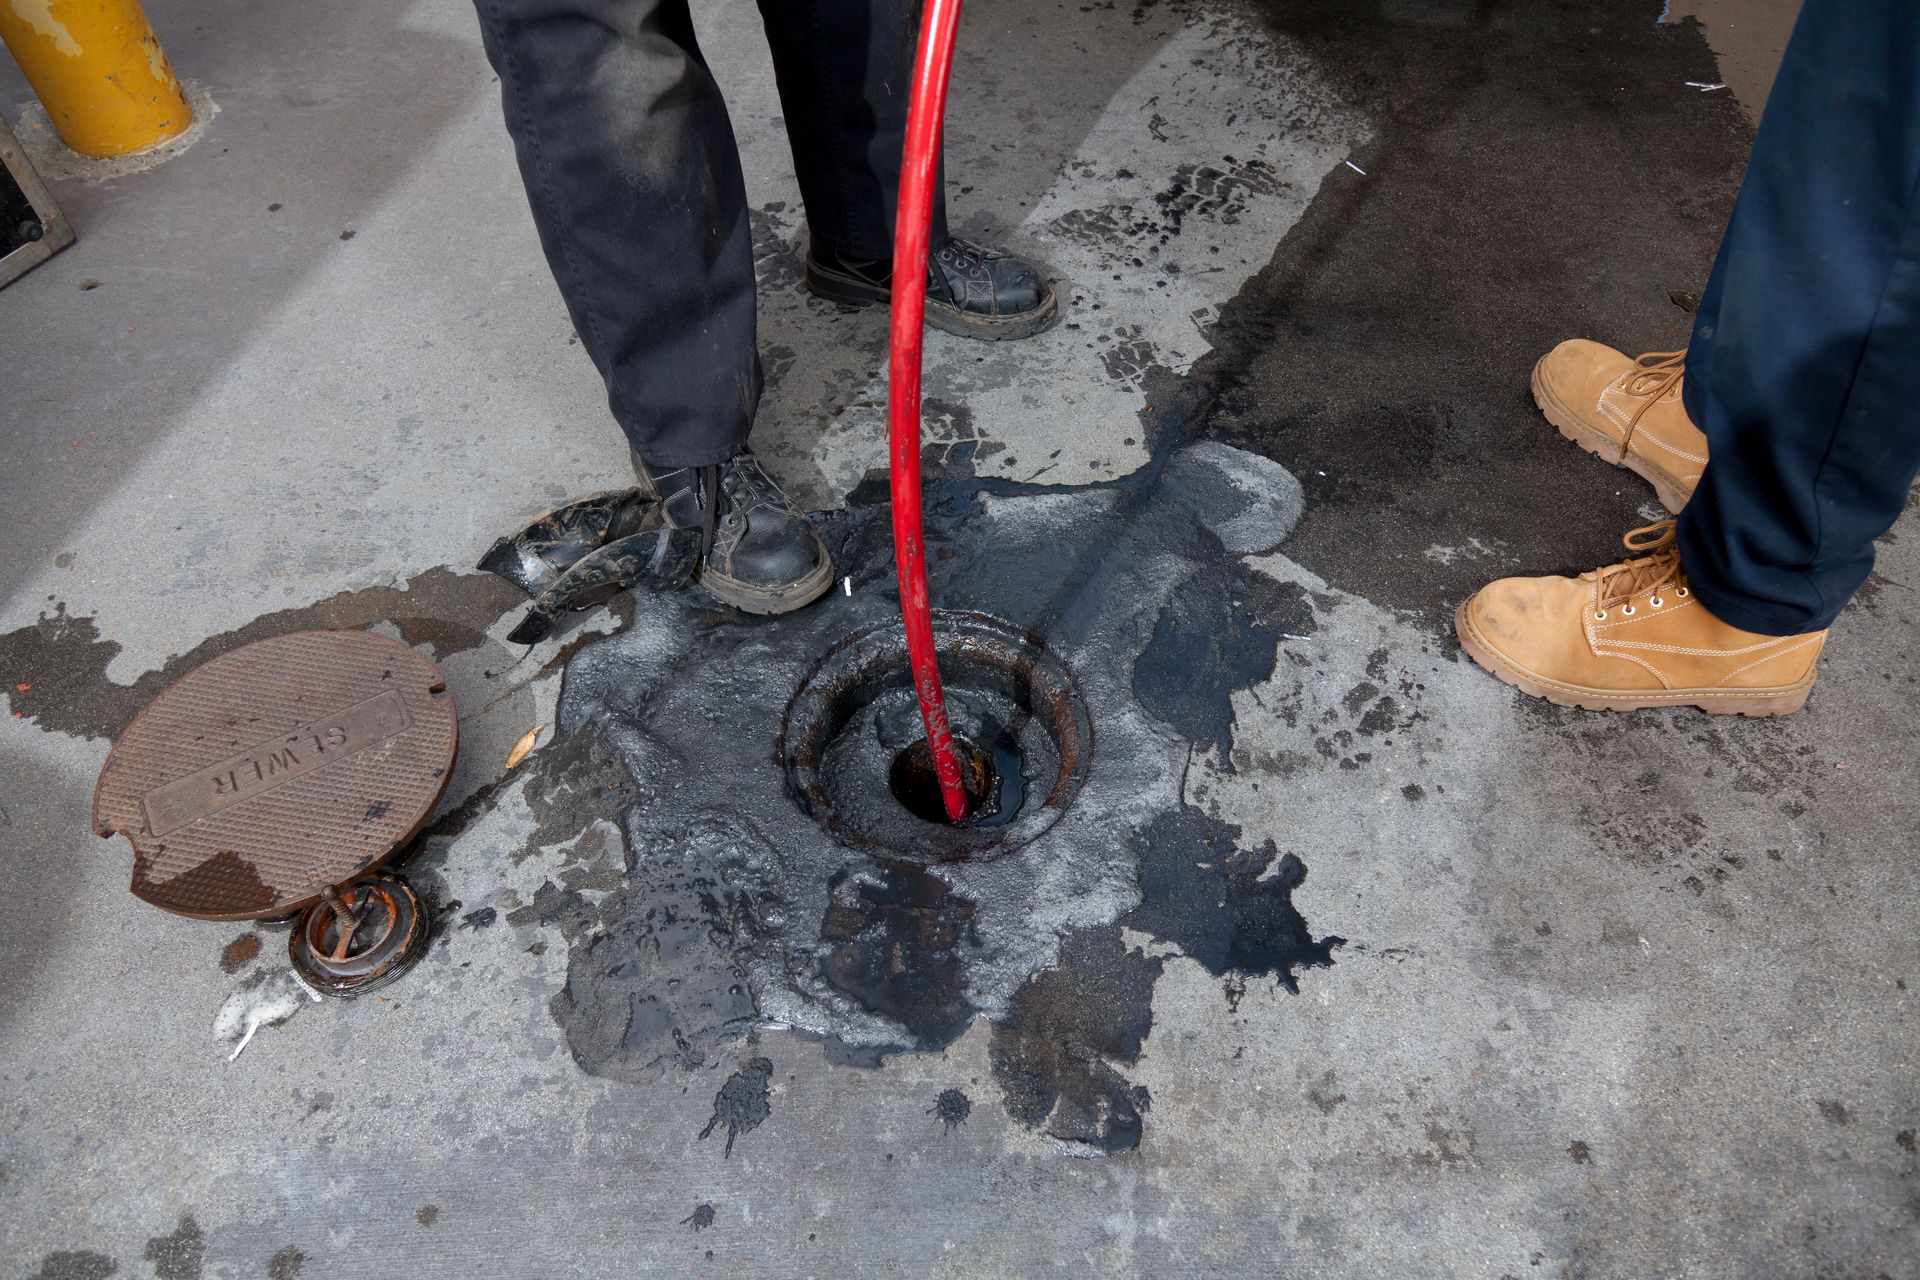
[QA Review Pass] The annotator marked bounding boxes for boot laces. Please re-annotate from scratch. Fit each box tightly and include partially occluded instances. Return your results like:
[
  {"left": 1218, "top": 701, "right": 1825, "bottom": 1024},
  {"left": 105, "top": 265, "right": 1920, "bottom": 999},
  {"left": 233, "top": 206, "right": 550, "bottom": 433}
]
[
  {"left": 1586, "top": 519, "right": 1688, "bottom": 615},
  {"left": 694, "top": 452, "right": 784, "bottom": 560},
  {"left": 1616, "top": 350, "right": 1686, "bottom": 448},
  {"left": 934, "top": 236, "right": 1002, "bottom": 272}
]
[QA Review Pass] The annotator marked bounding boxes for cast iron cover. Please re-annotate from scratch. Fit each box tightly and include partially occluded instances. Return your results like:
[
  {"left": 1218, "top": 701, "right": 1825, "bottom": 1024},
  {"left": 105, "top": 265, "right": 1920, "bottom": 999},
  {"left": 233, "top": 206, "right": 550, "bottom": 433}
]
[{"left": 91, "top": 630, "right": 458, "bottom": 920}]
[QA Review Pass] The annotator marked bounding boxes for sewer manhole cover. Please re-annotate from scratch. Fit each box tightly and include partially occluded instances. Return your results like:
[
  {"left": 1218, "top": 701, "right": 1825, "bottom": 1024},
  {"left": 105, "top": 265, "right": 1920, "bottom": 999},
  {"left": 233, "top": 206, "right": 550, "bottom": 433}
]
[{"left": 91, "top": 630, "right": 458, "bottom": 920}]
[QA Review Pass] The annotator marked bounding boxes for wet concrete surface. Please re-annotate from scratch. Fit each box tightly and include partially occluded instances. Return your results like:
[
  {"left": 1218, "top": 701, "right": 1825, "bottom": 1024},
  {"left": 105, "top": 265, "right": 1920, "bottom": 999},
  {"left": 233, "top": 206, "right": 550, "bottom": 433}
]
[{"left": 3, "top": 0, "right": 1916, "bottom": 1276}]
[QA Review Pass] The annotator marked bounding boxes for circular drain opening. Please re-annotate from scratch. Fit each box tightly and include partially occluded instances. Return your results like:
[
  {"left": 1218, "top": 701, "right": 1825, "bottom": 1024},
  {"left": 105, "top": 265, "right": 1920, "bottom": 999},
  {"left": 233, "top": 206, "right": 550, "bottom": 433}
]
[{"left": 781, "top": 611, "right": 1091, "bottom": 861}]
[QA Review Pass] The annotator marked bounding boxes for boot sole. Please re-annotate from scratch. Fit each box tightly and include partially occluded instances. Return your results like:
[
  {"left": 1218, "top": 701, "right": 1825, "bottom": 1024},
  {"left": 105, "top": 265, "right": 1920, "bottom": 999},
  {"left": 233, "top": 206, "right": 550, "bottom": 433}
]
[
  {"left": 1531, "top": 359, "right": 1692, "bottom": 515},
  {"left": 805, "top": 261, "right": 1059, "bottom": 341},
  {"left": 697, "top": 552, "right": 836, "bottom": 616},
  {"left": 1454, "top": 599, "right": 1811, "bottom": 717}
]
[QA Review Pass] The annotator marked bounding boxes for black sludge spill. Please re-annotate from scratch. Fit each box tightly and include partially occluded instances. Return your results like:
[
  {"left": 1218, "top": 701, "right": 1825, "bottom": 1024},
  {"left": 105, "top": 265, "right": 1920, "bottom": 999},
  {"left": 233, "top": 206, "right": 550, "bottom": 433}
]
[
  {"left": 1186, "top": 0, "right": 1754, "bottom": 624},
  {"left": 141, "top": 1217, "right": 204, "bottom": 1280},
  {"left": 477, "top": 430, "right": 1336, "bottom": 1153},
  {"left": 1134, "top": 564, "right": 1315, "bottom": 759},
  {"left": 1124, "top": 808, "right": 1346, "bottom": 1008},
  {"left": 819, "top": 862, "right": 981, "bottom": 1051},
  {"left": 701, "top": 1057, "right": 775, "bottom": 1156},
  {"left": 990, "top": 928, "right": 1162, "bottom": 1155}
]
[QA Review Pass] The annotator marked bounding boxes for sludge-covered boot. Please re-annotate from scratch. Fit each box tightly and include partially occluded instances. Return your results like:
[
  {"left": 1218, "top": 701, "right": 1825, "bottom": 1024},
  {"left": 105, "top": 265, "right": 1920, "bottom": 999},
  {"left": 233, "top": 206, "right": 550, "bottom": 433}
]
[
  {"left": 1531, "top": 341, "right": 1708, "bottom": 513},
  {"left": 635, "top": 449, "right": 834, "bottom": 615},
  {"left": 1455, "top": 520, "right": 1826, "bottom": 716}
]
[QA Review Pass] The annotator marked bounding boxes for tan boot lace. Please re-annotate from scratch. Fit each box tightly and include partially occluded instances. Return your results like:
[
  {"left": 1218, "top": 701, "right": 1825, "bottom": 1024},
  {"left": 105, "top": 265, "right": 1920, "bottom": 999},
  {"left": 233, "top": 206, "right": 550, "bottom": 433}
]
[
  {"left": 1585, "top": 519, "right": 1691, "bottom": 620},
  {"left": 1615, "top": 350, "right": 1686, "bottom": 451}
]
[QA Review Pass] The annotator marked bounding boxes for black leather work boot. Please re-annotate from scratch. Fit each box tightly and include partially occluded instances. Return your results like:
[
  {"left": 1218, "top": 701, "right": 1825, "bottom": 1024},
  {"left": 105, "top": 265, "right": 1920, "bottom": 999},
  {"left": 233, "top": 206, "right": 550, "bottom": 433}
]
[
  {"left": 633, "top": 449, "right": 835, "bottom": 615},
  {"left": 804, "top": 235, "right": 1057, "bottom": 340}
]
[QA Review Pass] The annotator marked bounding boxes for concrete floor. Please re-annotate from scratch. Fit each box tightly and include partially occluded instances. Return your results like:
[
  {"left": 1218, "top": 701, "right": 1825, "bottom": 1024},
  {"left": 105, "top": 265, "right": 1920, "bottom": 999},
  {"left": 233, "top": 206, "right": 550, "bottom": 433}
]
[{"left": 3, "top": 0, "right": 1915, "bottom": 1277}]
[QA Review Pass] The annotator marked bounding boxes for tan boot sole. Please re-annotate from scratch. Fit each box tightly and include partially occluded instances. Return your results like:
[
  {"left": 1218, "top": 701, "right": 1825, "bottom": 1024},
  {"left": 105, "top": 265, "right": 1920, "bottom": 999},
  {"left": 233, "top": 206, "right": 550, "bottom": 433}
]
[
  {"left": 1531, "top": 359, "right": 1692, "bottom": 515},
  {"left": 1454, "top": 600, "right": 1812, "bottom": 717}
]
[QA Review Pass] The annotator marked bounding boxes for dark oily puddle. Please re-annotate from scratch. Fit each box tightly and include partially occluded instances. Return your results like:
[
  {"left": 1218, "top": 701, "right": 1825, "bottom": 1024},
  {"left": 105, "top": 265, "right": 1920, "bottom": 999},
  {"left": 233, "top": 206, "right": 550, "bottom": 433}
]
[{"left": 463, "top": 439, "right": 1347, "bottom": 1153}]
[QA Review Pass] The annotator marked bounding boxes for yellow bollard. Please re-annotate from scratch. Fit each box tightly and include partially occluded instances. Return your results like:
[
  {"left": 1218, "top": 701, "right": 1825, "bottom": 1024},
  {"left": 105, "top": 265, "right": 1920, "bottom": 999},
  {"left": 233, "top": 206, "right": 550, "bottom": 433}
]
[{"left": 0, "top": 0, "right": 192, "bottom": 158}]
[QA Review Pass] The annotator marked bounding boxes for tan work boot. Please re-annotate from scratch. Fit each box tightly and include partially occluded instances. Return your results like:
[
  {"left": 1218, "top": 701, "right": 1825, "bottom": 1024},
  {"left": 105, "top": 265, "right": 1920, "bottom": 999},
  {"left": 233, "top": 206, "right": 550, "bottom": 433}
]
[
  {"left": 1456, "top": 521, "right": 1826, "bottom": 716},
  {"left": 1531, "top": 341, "right": 1708, "bottom": 513}
]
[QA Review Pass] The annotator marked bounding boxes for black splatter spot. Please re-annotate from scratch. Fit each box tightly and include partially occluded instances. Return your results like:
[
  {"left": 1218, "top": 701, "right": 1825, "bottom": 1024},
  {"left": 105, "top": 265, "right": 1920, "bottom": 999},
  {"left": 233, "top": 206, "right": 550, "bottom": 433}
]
[
  {"left": 681, "top": 1204, "right": 716, "bottom": 1232},
  {"left": 29, "top": 1253, "right": 118, "bottom": 1280},
  {"left": 415, "top": 1205, "right": 439, "bottom": 1227},
  {"left": 1568, "top": 1140, "right": 1593, "bottom": 1165},
  {"left": 700, "top": 1058, "right": 774, "bottom": 1156},
  {"left": 458, "top": 907, "right": 497, "bottom": 931},
  {"left": 929, "top": 1088, "right": 972, "bottom": 1130},
  {"left": 1306, "top": 1070, "right": 1346, "bottom": 1115},
  {"left": 142, "top": 1217, "right": 204, "bottom": 1280},
  {"left": 1897, "top": 1130, "right": 1916, "bottom": 1152},
  {"left": 1817, "top": 1100, "right": 1852, "bottom": 1125},
  {"left": 266, "top": 1247, "right": 304, "bottom": 1280}
]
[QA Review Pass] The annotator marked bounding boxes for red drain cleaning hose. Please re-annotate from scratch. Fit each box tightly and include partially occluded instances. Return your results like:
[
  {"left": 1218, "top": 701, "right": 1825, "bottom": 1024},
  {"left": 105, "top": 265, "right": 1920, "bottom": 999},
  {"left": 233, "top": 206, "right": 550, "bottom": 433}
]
[{"left": 889, "top": 0, "right": 969, "bottom": 823}]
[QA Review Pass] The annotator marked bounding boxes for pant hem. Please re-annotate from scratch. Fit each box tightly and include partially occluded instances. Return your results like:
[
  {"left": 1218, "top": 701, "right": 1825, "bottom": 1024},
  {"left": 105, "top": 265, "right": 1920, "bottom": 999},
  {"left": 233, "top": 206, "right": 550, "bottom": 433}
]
[{"left": 1677, "top": 555, "right": 1833, "bottom": 637}]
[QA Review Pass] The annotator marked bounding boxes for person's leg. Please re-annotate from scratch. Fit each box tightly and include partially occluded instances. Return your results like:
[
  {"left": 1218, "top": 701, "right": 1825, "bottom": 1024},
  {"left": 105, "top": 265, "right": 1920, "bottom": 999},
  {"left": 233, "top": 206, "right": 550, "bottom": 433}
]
[
  {"left": 473, "top": 0, "right": 833, "bottom": 614},
  {"left": 1456, "top": 0, "right": 1920, "bottom": 715},
  {"left": 1676, "top": 0, "right": 1920, "bottom": 636},
  {"left": 471, "top": 0, "right": 758, "bottom": 468},
  {"left": 755, "top": 0, "right": 1056, "bottom": 339},
  {"left": 753, "top": 0, "right": 944, "bottom": 260}
]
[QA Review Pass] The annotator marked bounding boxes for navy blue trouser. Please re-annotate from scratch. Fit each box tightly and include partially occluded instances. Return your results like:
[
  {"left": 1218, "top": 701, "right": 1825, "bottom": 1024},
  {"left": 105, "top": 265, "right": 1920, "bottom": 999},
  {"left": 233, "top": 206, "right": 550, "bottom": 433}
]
[
  {"left": 1678, "top": 0, "right": 1920, "bottom": 636},
  {"left": 472, "top": 0, "right": 944, "bottom": 468}
]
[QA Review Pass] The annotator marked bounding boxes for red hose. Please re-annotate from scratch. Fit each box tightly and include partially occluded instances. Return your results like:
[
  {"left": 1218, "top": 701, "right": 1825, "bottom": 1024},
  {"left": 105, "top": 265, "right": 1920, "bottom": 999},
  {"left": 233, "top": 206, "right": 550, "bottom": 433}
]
[{"left": 888, "top": 0, "right": 969, "bottom": 824}]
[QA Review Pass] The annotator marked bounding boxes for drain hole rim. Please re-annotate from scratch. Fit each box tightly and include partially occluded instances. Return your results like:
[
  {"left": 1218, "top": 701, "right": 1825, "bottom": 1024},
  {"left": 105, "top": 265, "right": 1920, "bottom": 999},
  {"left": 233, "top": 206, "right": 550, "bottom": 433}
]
[{"left": 780, "top": 610, "right": 1092, "bottom": 861}]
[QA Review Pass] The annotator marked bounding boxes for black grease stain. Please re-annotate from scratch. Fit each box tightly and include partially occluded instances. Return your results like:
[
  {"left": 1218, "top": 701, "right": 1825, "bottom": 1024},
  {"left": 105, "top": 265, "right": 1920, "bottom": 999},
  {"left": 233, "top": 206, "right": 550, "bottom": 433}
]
[
  {"left": 681, "top": 1204, "right": 717, "bottom": 1232},
  {"left": 0, "top": 568, "right": 524, "bottom": 741},
  {"left": 1133, "top": 566, "right": 1313, "bottom": 758},
  {"left": 537, "top": 772, "right": 774, "bottom": 1079},
  {"left": 415, "top": 1205, "right": 439, "bottom": 1227},
  {"left": 929, "top": 1088, "right": 972, "bottom": 1131},
  {"left": 989, "top": 927, "right": 1162, "bottom": 1155},
  {"left": 1817, "top": 1101, "right": 1852, "bottom": 1126},
  {"left": 1568, "top": 1140, "right": 1593, "bottom": 1165},
  {"left": 29, "top": 1254, "right": 119, "bottom": 1280},
  {"left": 1897, "top": 1130, "right": 1916, "bottom": 1153},
  {"left": 1123, "top": 807, "right": 1344, "bottom": 1006},
  {"left": 141, "top": 1216, "right": 205, "bottom": 1280},
  {"left": 700, "top": 1058, "right": 774, "bottom": 1156},
  {"left": 820, "top": 863, "right": 980, "bottom": 1051},
  {"left": 458, "top": 907, "right": 497, "bottom": 931},
  {"left": 266, "top": 1247, "right": 305, "bottom": 1280}
]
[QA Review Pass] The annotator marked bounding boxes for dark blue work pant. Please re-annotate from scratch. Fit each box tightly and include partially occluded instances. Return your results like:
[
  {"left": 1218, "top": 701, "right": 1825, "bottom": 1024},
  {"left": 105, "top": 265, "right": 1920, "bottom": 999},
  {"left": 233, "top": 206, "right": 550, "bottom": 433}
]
[{"left": 1679, "top": 0, "right": 1920, "bottom": 636}]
